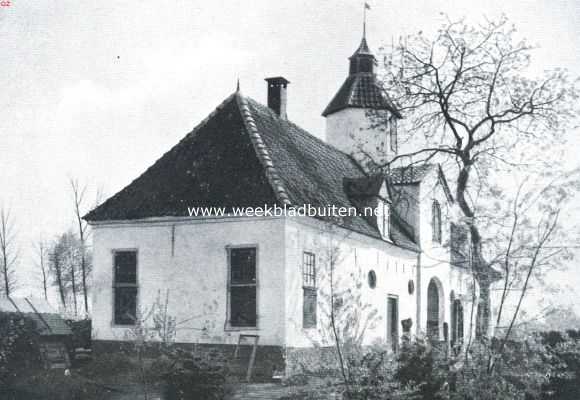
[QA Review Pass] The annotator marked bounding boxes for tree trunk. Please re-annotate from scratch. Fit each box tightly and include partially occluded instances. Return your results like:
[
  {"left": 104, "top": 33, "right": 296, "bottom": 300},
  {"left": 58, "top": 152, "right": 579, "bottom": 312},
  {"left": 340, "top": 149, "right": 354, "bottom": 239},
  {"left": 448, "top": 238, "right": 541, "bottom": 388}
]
[
  {"left": 475, "top": 280, "right": 491, "bottom": 338},
  {"left": 40, "top": 249, "right": 48, "bottom": 301},
  {"left": 456, "top": 162, "right": 494, "bottom": 338},
  {"left": 2, "top": 251, "right": 8, "bottom": 296},
  {"left": 81, "top": 251, "right": 88, "bottom": 314},
  {"left": 70, "top": 256, "right": 78, "bottom": 316},
  {"left": 55, "top": 257, "right": 67, "bottom": 310}
]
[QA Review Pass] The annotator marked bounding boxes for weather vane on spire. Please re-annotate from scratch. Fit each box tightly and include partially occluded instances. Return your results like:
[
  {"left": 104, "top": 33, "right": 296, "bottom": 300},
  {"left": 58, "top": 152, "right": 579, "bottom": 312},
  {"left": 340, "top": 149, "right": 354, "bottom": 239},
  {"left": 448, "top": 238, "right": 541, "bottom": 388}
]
[{"left": 363, "top": 2, "right": 371, "bottom": 38}]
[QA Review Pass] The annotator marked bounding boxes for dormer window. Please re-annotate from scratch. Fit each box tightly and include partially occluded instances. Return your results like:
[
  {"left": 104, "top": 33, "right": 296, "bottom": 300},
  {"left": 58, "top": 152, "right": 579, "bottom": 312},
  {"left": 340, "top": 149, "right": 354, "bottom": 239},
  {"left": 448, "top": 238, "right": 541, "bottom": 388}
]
[
  {"left": 432, "top": 200, "right": 442, "bottom": 243},
  {"left": 378, "top": 200, "right": 390, "bottom": 239}
]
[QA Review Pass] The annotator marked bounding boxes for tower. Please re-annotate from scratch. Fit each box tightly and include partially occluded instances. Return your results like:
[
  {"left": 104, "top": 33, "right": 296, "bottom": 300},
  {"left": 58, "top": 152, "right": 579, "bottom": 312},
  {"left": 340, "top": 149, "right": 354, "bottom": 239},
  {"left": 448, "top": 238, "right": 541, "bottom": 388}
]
[{"left": 323, "top": 31, "right": 401, "bottom": 168}]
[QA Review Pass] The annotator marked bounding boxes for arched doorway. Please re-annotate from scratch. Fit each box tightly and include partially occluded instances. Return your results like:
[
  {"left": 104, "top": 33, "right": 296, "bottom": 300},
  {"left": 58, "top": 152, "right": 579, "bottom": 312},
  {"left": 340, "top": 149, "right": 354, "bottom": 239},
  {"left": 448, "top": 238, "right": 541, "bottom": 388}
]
[{"left": 427, "top": 278, "right": 443, "bottom": 340}]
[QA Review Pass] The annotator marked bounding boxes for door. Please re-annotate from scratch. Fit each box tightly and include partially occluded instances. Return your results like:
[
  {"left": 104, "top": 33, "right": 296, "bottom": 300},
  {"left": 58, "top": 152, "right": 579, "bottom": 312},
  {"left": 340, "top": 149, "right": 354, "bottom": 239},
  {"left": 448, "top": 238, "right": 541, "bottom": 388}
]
[{"left": 387, "top": 295, "right": 399, "bottom": 352}]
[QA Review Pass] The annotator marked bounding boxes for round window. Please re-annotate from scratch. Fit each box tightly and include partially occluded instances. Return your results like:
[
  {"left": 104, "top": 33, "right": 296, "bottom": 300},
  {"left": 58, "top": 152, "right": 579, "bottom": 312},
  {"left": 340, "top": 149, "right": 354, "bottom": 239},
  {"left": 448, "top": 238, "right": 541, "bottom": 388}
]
[
  {"left": 368, "top": 270, "right": 377, "bottom": 289},
  {"left": 408, "top": 280, "right": 415, "bottom": 294}
]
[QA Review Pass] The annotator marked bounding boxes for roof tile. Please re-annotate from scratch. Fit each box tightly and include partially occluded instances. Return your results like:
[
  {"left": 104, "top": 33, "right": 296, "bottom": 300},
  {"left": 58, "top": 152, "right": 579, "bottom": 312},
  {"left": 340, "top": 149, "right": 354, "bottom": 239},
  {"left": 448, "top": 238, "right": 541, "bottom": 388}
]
[
  {"left": 322, "top": 73, "right": 401, "bottom": 117},
  {"left": 85, "top": 94, "right": 418, "bottom": 251}
]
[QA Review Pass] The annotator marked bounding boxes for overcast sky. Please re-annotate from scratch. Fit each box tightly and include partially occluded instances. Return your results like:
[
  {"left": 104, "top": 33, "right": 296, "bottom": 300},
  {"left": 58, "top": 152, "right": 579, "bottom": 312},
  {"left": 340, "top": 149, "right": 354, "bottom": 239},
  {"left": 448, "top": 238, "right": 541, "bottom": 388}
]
[{"left": 1, "top": 0, "right": 579, "bottom": 317}]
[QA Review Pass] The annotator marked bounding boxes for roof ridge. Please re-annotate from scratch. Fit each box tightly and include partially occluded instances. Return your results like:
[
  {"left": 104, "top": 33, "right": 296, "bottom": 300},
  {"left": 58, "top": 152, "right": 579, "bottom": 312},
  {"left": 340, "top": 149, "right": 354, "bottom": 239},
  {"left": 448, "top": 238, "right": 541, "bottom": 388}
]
[
  {"left": 235, "top": 93, "right": 292, "bottom": 206},
  {"left": 184, "top": 92, "right": 237, "bottom": 140},
  {"left": 243, "top": 95, "right": 366, "bottom": 171}
]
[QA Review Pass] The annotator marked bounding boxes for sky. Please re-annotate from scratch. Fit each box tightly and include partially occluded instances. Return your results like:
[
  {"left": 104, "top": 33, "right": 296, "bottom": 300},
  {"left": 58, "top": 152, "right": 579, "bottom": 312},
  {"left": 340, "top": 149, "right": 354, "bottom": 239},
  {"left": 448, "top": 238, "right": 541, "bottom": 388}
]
[{"left": 1, "top": 0, "right": 579, "bottom": 318}]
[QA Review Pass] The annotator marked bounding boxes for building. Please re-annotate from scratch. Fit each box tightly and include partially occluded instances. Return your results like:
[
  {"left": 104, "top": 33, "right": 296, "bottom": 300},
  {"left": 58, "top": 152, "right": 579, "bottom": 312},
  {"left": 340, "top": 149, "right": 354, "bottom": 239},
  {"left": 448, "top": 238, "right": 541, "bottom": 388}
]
[
  {"left": 85, "top": 31, "right": 476, "bottom": 378},
  {"left": 0, "top": 296, "right": 73, "bottom": 369}
]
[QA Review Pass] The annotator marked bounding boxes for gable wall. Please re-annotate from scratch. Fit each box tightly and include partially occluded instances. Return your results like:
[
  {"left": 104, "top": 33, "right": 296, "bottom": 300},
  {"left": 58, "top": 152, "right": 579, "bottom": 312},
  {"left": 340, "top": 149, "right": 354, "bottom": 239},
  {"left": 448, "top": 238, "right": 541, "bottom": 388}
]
[
  {"left": 91, "top": 217, "right": 286, "bottom": 346},
  {"left": 416, "top": 170, "right": 476, "bottom": 340}
]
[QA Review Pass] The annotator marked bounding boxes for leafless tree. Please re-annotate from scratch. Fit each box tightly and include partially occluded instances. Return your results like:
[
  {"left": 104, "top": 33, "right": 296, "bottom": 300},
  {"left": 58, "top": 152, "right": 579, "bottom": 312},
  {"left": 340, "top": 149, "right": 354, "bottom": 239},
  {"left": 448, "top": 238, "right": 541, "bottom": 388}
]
[
  {"left": 0, "top": 206, "right": 18, "bottom": 296},
  {"left": 369, "top": 15, "right": 579, "bottom": 337},
  {"left": 34, "top": 237, "right": 49, "bottom": 301},
  {"left": 70, "top": 178, "right": 90, "bottom": 314},
  {"left": 49, "top": 231, "right": 82, "bottom": 314}
]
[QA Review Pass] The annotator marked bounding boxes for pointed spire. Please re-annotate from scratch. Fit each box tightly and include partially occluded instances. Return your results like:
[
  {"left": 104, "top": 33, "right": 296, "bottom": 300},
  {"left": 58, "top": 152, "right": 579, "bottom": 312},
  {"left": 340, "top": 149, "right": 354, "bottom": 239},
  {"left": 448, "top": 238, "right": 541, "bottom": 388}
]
[
  {"left": 348, "top": 6, "right": 376, "bottom": 75},
  {"left": 363, "top": 2, "right": 368, "bottom": 40},
  {"left": 236, "top": 78, "right": 240, "bottom": 93},
  {"left": 351, "top": 3, "right": 373, "bottom": 59}
]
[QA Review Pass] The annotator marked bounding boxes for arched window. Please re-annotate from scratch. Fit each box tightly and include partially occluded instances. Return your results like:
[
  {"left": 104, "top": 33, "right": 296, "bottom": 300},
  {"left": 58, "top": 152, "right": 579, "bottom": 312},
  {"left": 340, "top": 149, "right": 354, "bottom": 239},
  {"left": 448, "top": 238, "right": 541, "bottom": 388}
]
[
  {"left": 451, "top": 299, "right": 464, "bottom": 348},
  {"left": 432, "top": 201, "right": 442, "bottom": 243},
  {"left": 427, "top": 279, "right": 441, "bottom": 340}
]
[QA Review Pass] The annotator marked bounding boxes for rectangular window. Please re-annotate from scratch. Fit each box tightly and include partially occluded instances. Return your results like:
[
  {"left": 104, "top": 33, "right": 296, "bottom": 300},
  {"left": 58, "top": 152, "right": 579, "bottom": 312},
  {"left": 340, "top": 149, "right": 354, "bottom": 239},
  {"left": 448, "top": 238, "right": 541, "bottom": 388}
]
[
  {"left": 302, "top": 252, "right": 317, "bottom": 328},
  {"left": 113, "top": 250, "right": 138, "bottom": 325},
  {"left": 228, "top": 247, "right": 257, "bottom": 328}
]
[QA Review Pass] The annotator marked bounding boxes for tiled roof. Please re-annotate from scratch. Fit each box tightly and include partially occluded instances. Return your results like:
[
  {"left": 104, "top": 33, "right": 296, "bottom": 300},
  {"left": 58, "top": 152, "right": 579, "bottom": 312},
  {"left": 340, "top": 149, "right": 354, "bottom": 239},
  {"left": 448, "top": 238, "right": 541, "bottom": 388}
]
[
  {"left": 389, "top": 164, "right": 437, "bottom": 184},
  {"left": 85, "top": 92, "right": 418, "bottom": 251},
  {"left": 350, "top": 37, "right": 373, "bottom": 58},
  {"left": 322, "top": 73, "right": 402, "bottom": 117},
  {"left": 0, "top": 297, "right": 72, "bottom": 336}
]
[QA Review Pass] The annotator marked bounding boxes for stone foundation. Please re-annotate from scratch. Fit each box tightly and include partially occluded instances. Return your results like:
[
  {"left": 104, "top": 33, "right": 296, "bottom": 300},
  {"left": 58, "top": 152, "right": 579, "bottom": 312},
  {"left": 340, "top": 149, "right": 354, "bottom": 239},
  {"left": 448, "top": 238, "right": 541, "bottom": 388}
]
[
  {"left": 93, "top": 340, "right": 285, "bottom": 381},
  {"left": 284, "top": 346, "right": 340, "bottom": 377}
]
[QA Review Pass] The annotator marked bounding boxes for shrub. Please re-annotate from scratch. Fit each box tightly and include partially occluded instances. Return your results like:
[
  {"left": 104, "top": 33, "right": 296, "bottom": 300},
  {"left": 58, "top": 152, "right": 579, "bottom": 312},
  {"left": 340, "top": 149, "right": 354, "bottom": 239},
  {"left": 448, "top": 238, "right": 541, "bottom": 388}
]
[
  {"left": 78, "top": 352, "right": 139, "bottom": 384},
  {"left": 0, "top": 314, "right": 40, "bottom": 387},
  {"left": 395, "top": 337, "right": 446, "bottom": 400},
  {"left": 541, "top": 332, "right": 580, "bottom": 399},
  {"left": 345, "top": 345, "right": 418, "bottom": 400},
  {"left": 161, "top": 347, "right": 230, "bottom": 400},
  {"left": 449, "top": 337, "right": 555, "bottom": 400}
]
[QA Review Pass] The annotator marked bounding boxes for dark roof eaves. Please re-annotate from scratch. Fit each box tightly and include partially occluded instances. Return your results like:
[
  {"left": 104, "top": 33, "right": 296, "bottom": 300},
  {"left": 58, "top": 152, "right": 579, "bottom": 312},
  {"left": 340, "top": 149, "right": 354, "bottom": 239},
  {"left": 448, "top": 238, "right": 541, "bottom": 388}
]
[
  {"left": 308, "top": 214, "right": 420, "bottom": 253},
  {"left": 322, "top": 73, "right": 402, "bottom": 117}
]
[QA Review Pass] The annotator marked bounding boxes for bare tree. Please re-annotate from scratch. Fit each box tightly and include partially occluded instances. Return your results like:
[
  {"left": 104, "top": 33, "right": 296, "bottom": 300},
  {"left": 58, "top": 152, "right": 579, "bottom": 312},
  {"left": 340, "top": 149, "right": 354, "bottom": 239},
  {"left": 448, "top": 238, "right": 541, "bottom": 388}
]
[
  {"left": 34, "top": 238, "right": 49, "bottom": 301},
  {"left": 70, "top": 178, "right": 90, "bottom": 314},
  {"left": 312, "top": 221, "right": 382, "bottom": 395},
  {"left": 0, "top": 206, "right": 17, "bottom": 296},
  {"left": 49, "top": 231, "right": 82, "bottom": 314},
  {"left": 369, "top": 15, "right": 579, "bottom": 336}
]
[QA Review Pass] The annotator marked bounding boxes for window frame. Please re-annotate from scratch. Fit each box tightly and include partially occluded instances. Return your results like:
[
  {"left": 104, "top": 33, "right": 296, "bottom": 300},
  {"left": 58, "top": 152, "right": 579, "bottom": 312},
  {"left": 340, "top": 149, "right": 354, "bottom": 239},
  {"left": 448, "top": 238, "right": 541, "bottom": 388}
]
[
  {"left": 387, "top": 294, "right": 399, "bottom": 353},
  {"left": 302, "top": 251, "right": 317, "bottom": 329},
  {"left": 225, "top": 244, "right": 259, "bottom": 330},
  {"left": 111, "top": 249, "right": 139, "bottom": 327},
  {"left": 432, "top": 200, "right": 442, "bottom": 244},
  {"left": 378, "top": 200, "right": 390, "bottom": 240}
]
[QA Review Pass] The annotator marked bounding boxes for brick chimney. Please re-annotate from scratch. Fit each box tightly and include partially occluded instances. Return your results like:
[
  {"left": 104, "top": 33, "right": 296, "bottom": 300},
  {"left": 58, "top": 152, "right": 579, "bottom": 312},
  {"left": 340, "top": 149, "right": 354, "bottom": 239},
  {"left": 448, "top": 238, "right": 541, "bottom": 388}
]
[{"left": 265, "top": 77, "right": 290, "bottom": 120}]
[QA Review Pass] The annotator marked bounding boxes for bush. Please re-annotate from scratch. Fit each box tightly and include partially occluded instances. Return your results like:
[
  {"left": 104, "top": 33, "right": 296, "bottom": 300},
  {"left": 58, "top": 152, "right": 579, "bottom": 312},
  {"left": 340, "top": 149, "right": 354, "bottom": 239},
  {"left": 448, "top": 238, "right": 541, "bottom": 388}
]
[
  {"left": 541, "top": 332, "right": 580, "bottom": 399},
  {"left": 160, "top": 347, "right": 230, "bottom": 400},
  {"left": 0, "top": 314, "right": 40, "bottom": 387},
  {"left": 395, "top": 337, "right": 446, "bottom": 400},
  {"left": 77, "top": 352, "right": 139, "bottom": 384},
  {"left": 345, "top": 345, "right": 418, "bottom": 400}
]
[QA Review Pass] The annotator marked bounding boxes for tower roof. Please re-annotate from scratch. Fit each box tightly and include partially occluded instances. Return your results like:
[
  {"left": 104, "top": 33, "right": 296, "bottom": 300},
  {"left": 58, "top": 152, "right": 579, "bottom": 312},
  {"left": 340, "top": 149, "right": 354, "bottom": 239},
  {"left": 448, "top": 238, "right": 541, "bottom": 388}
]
[
  {"left": 322, "top": 73, "right": 401, "bottom": 117},
  {"left": 323, "top": 33, "right": 401, "bottom": 118},
  {"left": 350, "top": 36, "right": 374, "bottom": 59}
]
